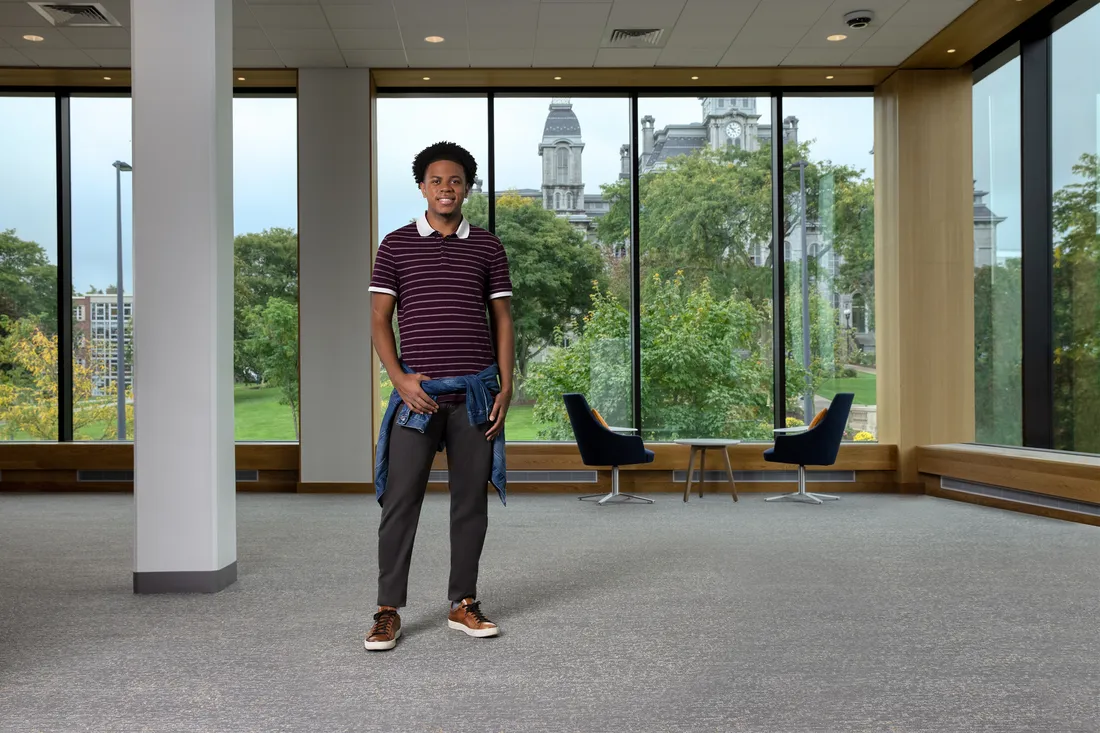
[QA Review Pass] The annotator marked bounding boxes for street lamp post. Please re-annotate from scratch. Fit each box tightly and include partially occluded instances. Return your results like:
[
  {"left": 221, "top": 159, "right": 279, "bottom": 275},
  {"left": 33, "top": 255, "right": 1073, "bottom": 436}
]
[
  {"left": 843, "top": 306, "right": 852, "bottom": 363},
  {"left": 112, "top": 161, "right": 132, "bottom": 440},
  {"left": 791, "top": 159, "right": 812, "bottom": 422}
]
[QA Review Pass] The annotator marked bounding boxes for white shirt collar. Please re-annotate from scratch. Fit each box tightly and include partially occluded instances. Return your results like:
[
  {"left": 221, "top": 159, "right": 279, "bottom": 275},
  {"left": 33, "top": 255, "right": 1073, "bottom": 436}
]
[{"left": 417, "top": 213, "right": 470, "bottom": 239}]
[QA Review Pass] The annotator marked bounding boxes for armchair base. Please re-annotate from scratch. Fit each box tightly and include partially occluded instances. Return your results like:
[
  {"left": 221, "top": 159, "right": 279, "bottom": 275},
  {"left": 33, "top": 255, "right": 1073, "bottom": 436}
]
[
  {"left": 765, "top": 465, "right": 839, "bottom": 505},
  {"left": 579, "top": 466, "right": 653, "bottom": 506}
]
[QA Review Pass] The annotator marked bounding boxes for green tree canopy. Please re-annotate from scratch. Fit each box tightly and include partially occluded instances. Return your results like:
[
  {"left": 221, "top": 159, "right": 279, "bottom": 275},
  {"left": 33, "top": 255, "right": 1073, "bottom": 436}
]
[
  {"left": 464, "top": 192, "right": 605, "bottom": 382},
  {"left": 595, "top": 142, "right": 875, "bottom": 316},
  {"left": 974, "top": 259, "right": 1022, "bottom": 446},
  {"left": 526, "top": 273, "right": 776, "bottom": 441},
  {"left": 244, "top": 297, "right": 300, "bottom": 440},
  {"left": 234, "top": 227, "right": 298, "bottom": 382},
  {"left": 1052, "top": 152, "right": 1100, "bottom": 452},
  {"left": 0, "top": 229, "right": 57, "bottom": 333}
]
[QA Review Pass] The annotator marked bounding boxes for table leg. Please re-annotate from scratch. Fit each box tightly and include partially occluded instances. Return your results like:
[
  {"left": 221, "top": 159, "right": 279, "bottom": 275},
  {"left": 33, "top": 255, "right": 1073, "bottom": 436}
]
[
  {"left": 699, "top": 448, "right": 706, "bottom": 497},
  {"left": 683, "top": 446, "right": 697, "bottom": 502},
  {"left": 722, "top": 447, "right": 739, "bottom": 502}
]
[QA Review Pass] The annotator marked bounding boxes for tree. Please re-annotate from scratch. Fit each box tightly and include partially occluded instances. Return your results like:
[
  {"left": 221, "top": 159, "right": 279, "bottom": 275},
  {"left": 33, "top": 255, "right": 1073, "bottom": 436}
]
[
  {"left": 596, "top": 142, "right": 875, "bottom": 314},
  {"left": 974, "top": 259, "right": 1023, "bottom": 445},
  {"left": 525, "top": 273, "right": 775, "bottom": 441},
  {"left": 0, "top": 229, "right": 57, "bottom": 333},
  {"left": 245, "top": 298, "right": 300, "bottom": 440},
  {"left": 463, "top": 192, "right": 605, "bottom": 384},
  {"left": 1051, "top": 152, "right": 1100, "bottom": 453},
  {"left": 0, "top": 315, "right": 132, "bottom": 440},
  {"left": 234, "top": 228, "right": 298, "bottom": 382}
]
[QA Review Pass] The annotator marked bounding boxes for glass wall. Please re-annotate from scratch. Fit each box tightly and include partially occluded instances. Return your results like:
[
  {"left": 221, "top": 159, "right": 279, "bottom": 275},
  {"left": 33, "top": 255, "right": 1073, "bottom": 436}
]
[
  {"left": 1051, "top": 2, "right": 1100, "bottom": 454},
  {"left": 783, "top": 96, "right": 876, "bottom": 441},
  {"left": 0, "top": 96, "right": 58, "bottom": 441},
  {"left": 232, "top": 96, "right": 299, "bottom": 441},
  {"left": 637, "top": 96, "right": 774, "bottom": 441},
  {"left": 70, "top": 96, "right": 133, "bottom": 441},
  {"left": 374, "top": 96, "right": 489, "bottom": 435},
  {"left": 973, "top": 57, "right": 1023, "bottom": 446},
  {"left": 493, "top": 96, "right": 631, "bottom": 440}
]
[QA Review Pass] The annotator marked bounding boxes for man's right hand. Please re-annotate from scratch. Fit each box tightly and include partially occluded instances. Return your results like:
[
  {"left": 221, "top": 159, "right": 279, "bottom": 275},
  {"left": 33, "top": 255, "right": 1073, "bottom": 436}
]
[{"left": 393, "top": 372, "right": 437, "bottom": 415}]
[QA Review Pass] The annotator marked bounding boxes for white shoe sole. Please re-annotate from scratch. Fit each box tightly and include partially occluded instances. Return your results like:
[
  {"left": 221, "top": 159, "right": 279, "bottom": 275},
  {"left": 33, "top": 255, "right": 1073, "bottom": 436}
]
[
  {"left": 364, "top": 627, "right": 401, "bottom": 651},
  {"left": 448, "top": 619, "right": 500, "bottom": 638}
]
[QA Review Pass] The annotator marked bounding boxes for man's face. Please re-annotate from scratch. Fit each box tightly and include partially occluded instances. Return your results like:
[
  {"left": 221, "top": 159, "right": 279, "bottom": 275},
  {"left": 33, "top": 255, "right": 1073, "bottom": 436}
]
[{"left": 419, "top": 160, "right": 468, "bottom": 218}]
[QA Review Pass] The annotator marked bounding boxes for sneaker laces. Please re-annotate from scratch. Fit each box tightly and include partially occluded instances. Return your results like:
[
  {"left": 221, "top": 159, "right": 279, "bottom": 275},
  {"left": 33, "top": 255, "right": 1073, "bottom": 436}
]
[
  {"left": 370, "top": 608, "right": 397, "bottom": 638},
  {"left": 463, "top": 601, "right": 490, "bottom": 625}
]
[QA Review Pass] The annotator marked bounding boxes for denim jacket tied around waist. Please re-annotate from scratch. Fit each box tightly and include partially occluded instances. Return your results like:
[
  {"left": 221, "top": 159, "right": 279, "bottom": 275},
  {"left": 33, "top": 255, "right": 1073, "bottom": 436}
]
[{"left": 375, "top": 363, "right": 507, "bottom": 506}]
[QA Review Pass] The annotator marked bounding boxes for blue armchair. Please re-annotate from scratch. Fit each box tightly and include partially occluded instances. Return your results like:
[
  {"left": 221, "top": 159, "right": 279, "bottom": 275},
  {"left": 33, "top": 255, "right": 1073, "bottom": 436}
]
[
  {"left": 563, "top": 393, "right": 654, "bottom": 505},
  {"left": 764, "top": 392, "right": 854, "bottom": 505}
]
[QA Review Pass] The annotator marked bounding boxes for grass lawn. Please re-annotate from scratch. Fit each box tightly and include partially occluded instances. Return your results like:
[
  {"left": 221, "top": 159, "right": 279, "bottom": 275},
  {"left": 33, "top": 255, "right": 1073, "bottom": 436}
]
[
  {"left": 5, "top": 386, "right": 536, "bottom": 442},
  {"left": 234, "top": 385, "right": 297, "bottom": 441},
  {"left": 819, "top": 371, "right": 877, "bottom": 406},
  {"left": 505, "top": 404, "right": 537, "bottom": 440}
]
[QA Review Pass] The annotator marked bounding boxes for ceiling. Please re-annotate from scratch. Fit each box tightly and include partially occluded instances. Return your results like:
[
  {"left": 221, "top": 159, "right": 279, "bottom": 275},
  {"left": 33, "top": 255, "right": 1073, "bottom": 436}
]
[{"left": 0, "top": 0, "right": 977, "bottom": 70}]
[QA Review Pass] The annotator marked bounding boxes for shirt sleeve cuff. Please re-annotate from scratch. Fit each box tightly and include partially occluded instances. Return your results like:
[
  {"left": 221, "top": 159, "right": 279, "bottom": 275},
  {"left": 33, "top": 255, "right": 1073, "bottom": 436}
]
[
  {"left": 369, "top": 286, "right": 398, "bottom": 297},
  {"left": 489, "top": 291, "right": 513, "bottom": 299}
]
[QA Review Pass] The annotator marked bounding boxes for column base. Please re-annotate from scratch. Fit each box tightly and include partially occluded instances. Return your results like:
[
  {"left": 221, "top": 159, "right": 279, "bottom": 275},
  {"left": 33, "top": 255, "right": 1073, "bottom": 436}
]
[{"left": 133, "top": 561, "right": 237, "bottom": 594}]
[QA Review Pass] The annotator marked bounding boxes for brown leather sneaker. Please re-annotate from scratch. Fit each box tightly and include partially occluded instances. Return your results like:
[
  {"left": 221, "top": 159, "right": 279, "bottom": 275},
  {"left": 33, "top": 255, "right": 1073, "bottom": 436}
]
[
  {"left": 447, "top": 598, "right": 500, "bottom": 638},
  {"left": 364, "top": 607, "right": 401, "bottom": 651}
]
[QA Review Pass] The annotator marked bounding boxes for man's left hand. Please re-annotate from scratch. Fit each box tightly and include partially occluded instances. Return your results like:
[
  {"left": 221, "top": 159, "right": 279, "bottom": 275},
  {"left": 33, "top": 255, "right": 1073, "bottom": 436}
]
[{"left": 486, "top": 390, "right": 512, "bottom": 440}]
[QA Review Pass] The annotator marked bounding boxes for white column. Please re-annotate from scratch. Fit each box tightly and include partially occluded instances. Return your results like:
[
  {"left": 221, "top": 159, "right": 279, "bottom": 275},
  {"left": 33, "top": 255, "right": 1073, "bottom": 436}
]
[
  {"left": 131, "top": 0, "right": 236, "bottom": 593},
  {"left": 298, "top": 70, "right": 374, "bottom": 486}
]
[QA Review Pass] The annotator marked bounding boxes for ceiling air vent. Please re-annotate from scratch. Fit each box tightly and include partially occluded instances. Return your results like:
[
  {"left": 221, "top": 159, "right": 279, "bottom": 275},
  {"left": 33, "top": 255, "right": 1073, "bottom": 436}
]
[
  {"left": 29, "top": 2, "right": 121, "bottom": 27},
  {"left": 606, "top": 28, "right": 665, "bottom": 48}
]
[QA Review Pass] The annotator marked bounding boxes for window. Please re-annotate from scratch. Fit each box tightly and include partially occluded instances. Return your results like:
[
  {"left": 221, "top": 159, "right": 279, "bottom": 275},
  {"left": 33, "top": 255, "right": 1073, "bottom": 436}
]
[
  {"left": 973, "top": 56, "right": 1023, "bottom": 446},
  {"left": 374, "top": 96, "right": 489, "bottom": 436},
  {"left": 1051, "top": 2, "right": 1100, "bottom": 453},
  {"left": 70, "top": 96, "right": 133, "bottom": 441},
  {"left": 783, "top": 96, "right": 876, "bottom": 441},
  {"left": 555, "top": 146, "right": 569, "bottom": 180},
  {"left": 493, "top": 96, "right": 631, "bottom": 440},
  {"left": 0, "top": 96, "right": 58, "bottom": 441},
  {"left": 75, "top": 305, "right": 85, "bottom": 322},
  {"left": 638, "top": 96, "right": 774, "bottom": 440},
  {"left": 232, "top": 96, "right": 299, "bottom": 442}
]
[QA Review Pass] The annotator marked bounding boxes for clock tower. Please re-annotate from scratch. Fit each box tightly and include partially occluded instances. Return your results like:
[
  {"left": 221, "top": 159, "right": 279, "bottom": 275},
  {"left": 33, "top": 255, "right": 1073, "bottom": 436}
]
[{"left": 700, "top": 97, "right": 762, "bottom": 151}]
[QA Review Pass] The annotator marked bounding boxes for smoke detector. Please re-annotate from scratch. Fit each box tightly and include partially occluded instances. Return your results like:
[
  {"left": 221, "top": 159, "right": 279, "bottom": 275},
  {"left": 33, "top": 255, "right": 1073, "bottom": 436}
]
[
  {"left": 28, "top": 3, "right": 122, "bottom": 27},
  {"left": 604, "top": 28, "right": 666, "bottom": 48}
]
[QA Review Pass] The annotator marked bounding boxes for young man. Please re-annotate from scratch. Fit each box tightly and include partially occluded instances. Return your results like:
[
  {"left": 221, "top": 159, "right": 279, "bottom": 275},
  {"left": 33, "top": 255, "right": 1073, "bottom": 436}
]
[{"left": 365, "top": 141, "right": 515, "bottom": 651}]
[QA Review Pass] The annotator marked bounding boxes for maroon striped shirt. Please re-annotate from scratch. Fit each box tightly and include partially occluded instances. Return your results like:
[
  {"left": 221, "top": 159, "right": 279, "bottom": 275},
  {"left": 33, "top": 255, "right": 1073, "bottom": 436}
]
[{"left": 370, "top": 214, "right": 512, "bottom": 384}]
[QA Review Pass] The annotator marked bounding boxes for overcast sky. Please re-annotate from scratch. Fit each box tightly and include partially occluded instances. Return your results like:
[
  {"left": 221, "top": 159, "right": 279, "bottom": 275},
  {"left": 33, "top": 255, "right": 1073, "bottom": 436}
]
[
  {"left": 377, "top": 94, "right": 875, "bottom": 237},
  {"left": 2, "top": 1, "right": 1096, "bottom": 296}
]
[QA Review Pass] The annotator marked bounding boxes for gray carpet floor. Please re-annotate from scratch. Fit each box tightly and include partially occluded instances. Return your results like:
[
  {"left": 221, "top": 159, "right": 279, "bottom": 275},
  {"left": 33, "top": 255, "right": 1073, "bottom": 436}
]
[{"left": 1, "top": 492, "right": 1098, "bottom": 733}]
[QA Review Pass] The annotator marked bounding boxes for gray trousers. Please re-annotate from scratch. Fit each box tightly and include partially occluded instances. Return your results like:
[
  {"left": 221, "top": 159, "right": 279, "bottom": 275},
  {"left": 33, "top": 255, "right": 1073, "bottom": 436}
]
[{"left": 377, "top": 402, "right": 492, "bottom": 608}]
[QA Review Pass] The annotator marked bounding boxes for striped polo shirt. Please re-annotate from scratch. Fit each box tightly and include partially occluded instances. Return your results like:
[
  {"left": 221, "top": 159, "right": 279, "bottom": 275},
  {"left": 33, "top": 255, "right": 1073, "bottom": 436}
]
[{"left": 369, "top": 213, "right": 513, "bottom": 383}]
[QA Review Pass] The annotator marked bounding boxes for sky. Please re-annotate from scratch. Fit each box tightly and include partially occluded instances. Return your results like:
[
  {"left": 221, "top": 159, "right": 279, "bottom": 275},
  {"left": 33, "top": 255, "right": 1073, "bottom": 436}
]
[
  {"left": 0, "top": 96, "right": 297, "bottom": 294},
  {"left": 376, "top": 94, "right": 875, "bottom": 238},
  {"left": 2, "top": 0, "right": 1097, "bottom": 294}
]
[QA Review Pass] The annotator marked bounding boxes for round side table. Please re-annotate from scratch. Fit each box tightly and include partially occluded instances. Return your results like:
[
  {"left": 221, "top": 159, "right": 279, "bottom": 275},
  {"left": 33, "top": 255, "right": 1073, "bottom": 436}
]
[{"left": 673, "top": 439, "right": 741, "bottom": 502}]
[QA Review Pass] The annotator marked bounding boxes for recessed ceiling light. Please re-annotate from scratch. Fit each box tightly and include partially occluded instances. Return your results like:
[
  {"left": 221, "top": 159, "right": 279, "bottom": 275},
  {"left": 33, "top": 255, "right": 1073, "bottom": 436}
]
[
  {"left": 827, "top": 34, "right": 847, "bottom": 42},
  {"left": 422, "top": 76, "right": 431, "bottom": 81},
  {"left": 23, "top": 34, "right": 44, "bottom": 42},
  {"left": 103, "top": 76, "right": 112, "bottom": 81},
  {"left": 424, "top": 35, "right": 444, "bottom": 43},
  {"left": 947, "top": 48, "right": 956, "bottom": 53},
  {"left": 691, "top": 75, "right": 699, "bottom": 80},
  {"left": 237, "top": 76, "right": 246, "bottom": 81},
  {"left": 826, "top": 75, "right": 834, "bottom": 79},
  {"left": 554, "top": 75, "right": 562, "bottom": 80}
]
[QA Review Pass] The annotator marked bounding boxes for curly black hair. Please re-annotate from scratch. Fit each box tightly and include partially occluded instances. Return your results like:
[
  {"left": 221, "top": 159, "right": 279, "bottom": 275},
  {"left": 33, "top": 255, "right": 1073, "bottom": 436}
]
[{"left": 412, "top": 141, "right": 477, "bottom": 186}]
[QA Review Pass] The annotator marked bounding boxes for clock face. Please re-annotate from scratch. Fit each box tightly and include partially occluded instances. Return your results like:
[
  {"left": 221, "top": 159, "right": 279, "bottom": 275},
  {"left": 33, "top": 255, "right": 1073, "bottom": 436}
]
[{"left": 725, "top": 121, "right": 743, "bottom": 139}]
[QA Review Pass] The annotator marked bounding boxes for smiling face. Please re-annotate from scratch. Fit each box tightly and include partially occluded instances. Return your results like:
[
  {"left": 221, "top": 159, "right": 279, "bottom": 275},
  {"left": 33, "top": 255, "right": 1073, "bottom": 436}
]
[{"left": 419, "top": 159, "right": 468, "bottom": 219}]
